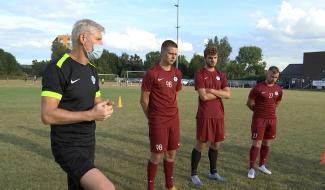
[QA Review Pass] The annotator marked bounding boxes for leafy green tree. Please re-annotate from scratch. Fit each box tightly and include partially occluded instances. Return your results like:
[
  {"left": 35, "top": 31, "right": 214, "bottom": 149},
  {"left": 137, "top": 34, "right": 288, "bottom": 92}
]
[
  {"left": 177, "top": 55, "right": 189, "bottom": 78},
  {"left": 32, "top": 60, "right": 50, "bottom": 77},
  {"left": 129, "top": 54, "right": 144, "bottom": 71},
  {"left": 188, "top": 54, "right": 205, "bottom": 78},
  {"left": 225, "top": 60, "right": 247, "bottom": 79},
  {"left": 118, "top": 52, "right": 130, "bottom": 76},
  {"left": 107, "top": 52, "right": 119, "bottom": 74},
  {"left": 0, "top": 48, "right": 23, "bottom": 75},
  {"left": 92, "top": 49, "right": 112, "bottom": 74},
  {"left": 236, "top": 46, "right": 266, "bottom": 76},
  {"left": 144, "top": 51, "right": 160, "bottom": 69}
]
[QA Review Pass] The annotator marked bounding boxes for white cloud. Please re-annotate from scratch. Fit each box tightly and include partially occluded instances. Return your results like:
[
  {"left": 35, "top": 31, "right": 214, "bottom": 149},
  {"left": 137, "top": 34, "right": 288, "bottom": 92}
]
[
  {"left": 265, "top": 56, "right": 301, "bottom": 71},
  {"left": 277, "top": 1, "right": 306, "bottom": 23},
  {"left": 255, "top": 1, "right": 325, "bottom": 42},
  {"left": 179, "top": 41, "right": 193, "bottom": 52},
  {"left": 105, "top": 28, "right": 160, "bottom": 51},
  {"left": 0, "top": 15, "right": 70, "bottom": 35},
  {"left": 256, "top": 18, "right": 274, "bottom": 31},
  {"left": 10, "top": 40, "right": 52, "bottom": 48},
  {"left": 105, "top": 27, "right": 193, "bottom": 52},
  {"left": 2, "top": 0, "right": 98, "bottom": 19}
]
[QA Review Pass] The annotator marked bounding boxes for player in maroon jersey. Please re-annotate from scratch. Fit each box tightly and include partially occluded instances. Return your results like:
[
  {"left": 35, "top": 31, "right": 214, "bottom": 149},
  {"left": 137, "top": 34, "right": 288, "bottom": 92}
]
[
  {"left": 247, "top": 66, "right": 283, "bottom": 179},
  {"left": 140, "top": 40, "right": 182, "bottom": 190},
  {"left": 190, "top": 45, "right": 231, "bottom": 186}
]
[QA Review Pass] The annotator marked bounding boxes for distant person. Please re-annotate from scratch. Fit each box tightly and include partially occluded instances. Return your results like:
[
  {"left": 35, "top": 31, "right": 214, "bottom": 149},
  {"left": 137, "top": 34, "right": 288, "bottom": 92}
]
[
  {"left": 247, "top": 66, "right": 283, "bottom": 179},
  {"left": 41, "top": 19, "right": 115, "bottom": 190},
  {"left": 190, "top": 45, "right": 230, "bottom": 186},
  {"left": 140, "top": 40, "right": 182, "bottom": 190},
  {"left": 101, "top": 78, "right": 105, "bottom": 85}
]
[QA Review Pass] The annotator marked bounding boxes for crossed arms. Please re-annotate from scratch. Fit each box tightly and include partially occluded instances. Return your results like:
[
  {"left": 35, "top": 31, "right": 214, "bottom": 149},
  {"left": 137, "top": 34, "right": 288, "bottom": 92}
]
[{"left": 197, "top": 87, "right": 231, "bottom": 101}]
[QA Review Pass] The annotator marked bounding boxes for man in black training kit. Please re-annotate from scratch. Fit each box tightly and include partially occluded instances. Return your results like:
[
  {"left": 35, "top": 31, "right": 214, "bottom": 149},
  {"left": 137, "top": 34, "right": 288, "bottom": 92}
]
[{"left": 41, "top": 19, "right": 115, "bottom": 190}]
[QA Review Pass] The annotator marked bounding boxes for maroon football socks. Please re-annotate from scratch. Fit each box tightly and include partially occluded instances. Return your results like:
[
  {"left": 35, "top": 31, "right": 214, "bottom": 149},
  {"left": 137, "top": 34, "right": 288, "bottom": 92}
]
[
  {"left": 163, "top": 159, "right": 174, "bottom": 188},
  {"left": 249, "top": 146, "right": 260, "bottom": 169},
  {"left": 147, "top": 160, "right": 157, "bottom": 190},
  {"left": 259, "top": 145, "right": 269, "bottom": 166}
]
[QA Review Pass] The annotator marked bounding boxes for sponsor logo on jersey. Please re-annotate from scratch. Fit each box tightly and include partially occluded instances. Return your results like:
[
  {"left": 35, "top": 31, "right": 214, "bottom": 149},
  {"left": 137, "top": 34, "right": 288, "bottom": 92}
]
[
  {"left": 158, "top": 78, "right": 164, "bottom": 81},
  {"left": 204, "top": 76, "right": 208, "bottom": 80},
  {"left": 173, "top": 76, "right": 178, "bottom": 82},
  {"left": 275, "top": 91, "right": 279, "bottom": 96},
  {"left": 216, "top": 76, "right": 220, "bottom": 80},
  {"left": 70, "top": 78, "right": 80, "bottom": 84},
  {"left": 91, "top": 76, "right": 96, "bottom": 84}
]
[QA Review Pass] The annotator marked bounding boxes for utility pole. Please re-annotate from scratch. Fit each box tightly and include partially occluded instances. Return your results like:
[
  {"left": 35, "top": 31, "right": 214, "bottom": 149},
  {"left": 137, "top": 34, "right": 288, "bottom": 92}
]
[{"left": 174, "top": 0, "right": 180, "bottom": 68}]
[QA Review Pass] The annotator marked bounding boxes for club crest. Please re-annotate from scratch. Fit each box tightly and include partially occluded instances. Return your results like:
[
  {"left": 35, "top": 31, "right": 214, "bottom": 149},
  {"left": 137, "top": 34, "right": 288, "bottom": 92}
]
[{"left": 91, "top": 76, "right": 96, "bottom": 84}]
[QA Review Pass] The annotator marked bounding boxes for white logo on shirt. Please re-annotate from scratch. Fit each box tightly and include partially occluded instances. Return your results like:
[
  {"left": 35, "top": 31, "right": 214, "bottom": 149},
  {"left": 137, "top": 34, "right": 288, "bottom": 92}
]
[
  {"left": 275, "top": 91, "right": 279, "bottom": 96},
  {"left": 70, "top": 78, "right": 80, "bottom": 84},
  {"left": 173, "top": 76, "right": 178, "bottom": 82},
  {"left": 216, "top": 76, "right": 220, "bottom": 80},
  {"left": 158, "top": 78, "right": 164, "bottom": 81},
  {"left": 204, "top": 77, "right": 208, "bottom": 80},
  {"left": 91, "top": 76, "right": 96, "bottom": 84},
  {"left": 261, "top": 91, "right": 266, "bottom": 94}
]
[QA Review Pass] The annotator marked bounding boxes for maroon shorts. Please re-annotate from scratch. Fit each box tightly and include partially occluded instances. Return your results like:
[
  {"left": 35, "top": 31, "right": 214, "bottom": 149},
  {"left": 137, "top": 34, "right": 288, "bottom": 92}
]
[
  {"left": 149, "top": 116, "right": 180, "bottom": 153},
  {"left": 251, "top": 118, "right": 277, "bottom": 140},
  {"left": 196, "top": 118, "right": 225, "bottom": 143}
]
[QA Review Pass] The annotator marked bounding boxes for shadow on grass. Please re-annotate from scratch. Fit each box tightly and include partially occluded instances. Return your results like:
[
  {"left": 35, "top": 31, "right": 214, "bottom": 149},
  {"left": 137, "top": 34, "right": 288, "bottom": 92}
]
[
  {"left": 96, "top": 131, "right": 148, "bottom": 149},
  {"left": 19, "top": 125, "right": 49, "bottom": 138},
  {"left": 0, "top": 132, "right": 52, "bottom": 160},
  {"left": 176, "top": 135, "right": 325, "bottom": 190},
  {"left": 13, "top": 125, "right": 325, "bottom": 189}
]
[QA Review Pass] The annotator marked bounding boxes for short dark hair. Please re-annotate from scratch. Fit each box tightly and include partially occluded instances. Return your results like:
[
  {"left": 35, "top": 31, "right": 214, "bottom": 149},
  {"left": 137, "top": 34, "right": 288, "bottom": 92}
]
[
  {"left": 204, "top": 45, "right": 218, "bottom": 57},
  {"left": 268, "top": 66, "right": 280, "bottom": 74},
  {"left": 161, "top": 40, "right": 178, "bottom": 52}
]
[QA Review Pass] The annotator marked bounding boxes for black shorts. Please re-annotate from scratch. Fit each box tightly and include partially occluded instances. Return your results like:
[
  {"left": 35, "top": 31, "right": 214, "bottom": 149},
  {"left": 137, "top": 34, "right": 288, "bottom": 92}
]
[{"left": 52, "top": 145, "right": 95, "bottom": 190}]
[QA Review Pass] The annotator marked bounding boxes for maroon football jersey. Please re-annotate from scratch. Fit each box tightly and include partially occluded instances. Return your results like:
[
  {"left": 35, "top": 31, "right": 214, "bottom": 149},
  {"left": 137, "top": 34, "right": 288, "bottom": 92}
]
[
  {"left": 249, "top": 82, "right": 283, "bottom": 119},
  {"left": 142, "top": 64, "right": 182, "bottom": 125},
  {"left": 195, "top": 68, "right": 228, "bottom": 119}
]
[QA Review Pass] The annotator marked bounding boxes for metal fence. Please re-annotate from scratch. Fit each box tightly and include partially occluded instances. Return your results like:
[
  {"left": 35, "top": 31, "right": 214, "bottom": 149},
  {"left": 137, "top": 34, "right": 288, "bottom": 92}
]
[{"left": 228, "top": 80, "right": 257, "bottom": 88}]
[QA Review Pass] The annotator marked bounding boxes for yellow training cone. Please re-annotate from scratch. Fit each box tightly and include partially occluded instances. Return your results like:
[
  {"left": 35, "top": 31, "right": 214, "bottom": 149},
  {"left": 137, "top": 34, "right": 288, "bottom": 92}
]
[{"left": 117, "top": 96, "right": 123, "bottom": 108}]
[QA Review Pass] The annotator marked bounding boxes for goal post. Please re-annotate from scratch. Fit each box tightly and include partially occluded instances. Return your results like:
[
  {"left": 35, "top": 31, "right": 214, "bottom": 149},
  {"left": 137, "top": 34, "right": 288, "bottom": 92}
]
[
  {"left": 98, "top": 73, "right": 119, "bottom": 86},
  {"left": 125, "top": 71, "right": 146, "bottom": 86}
]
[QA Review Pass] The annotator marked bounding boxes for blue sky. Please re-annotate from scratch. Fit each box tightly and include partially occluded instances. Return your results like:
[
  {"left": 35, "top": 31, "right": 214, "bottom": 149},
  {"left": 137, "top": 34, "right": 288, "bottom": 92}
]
[{"left": 1, "top": 0, "right": 325, "bottom": 70}]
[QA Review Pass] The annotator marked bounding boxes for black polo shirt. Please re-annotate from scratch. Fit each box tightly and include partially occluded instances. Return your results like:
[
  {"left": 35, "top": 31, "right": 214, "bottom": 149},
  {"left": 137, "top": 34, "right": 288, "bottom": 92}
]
[{"left": 41, "top": 53, "right": 101, "bottom": 147}]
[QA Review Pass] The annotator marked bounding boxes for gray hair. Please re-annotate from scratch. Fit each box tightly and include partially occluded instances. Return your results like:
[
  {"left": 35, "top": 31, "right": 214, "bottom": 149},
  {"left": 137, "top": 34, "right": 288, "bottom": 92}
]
[{"left": 71, "top": 19, "right": 105, "bottom": 47}]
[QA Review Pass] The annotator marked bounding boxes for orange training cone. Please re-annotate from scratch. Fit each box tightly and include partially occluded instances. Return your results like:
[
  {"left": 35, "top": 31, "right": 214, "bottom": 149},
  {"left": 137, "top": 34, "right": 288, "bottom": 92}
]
[
  {"left": 321, "top": 151, "right": 325, "bottom": 165},
  {"left": 117, "top": 96, "right": 122, "bottom": 108}
]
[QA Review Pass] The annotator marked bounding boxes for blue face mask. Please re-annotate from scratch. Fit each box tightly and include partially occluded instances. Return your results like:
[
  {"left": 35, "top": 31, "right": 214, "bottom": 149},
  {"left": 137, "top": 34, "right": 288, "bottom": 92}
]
[{"left": 86, "top": 44, "right": 104, "bottom": 60}]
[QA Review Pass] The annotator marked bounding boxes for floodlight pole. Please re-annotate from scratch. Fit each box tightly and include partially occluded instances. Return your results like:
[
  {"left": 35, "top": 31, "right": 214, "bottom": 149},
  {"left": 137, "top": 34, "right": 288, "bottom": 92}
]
[{"left": 175, "top": 0, "right": 180, "bottom": 68}]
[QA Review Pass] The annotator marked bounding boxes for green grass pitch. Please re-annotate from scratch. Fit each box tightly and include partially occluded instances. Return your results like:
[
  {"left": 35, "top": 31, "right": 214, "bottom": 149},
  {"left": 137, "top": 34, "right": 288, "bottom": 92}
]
[{"left": 0, "top": 82, "right": 324, "bottom": 189}]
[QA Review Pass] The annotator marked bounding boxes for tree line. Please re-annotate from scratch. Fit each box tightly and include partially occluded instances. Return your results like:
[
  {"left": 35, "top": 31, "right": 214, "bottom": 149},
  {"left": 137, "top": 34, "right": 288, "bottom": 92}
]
[{"left": 0, "top": 35, "right": 267, "bottom": 80}]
